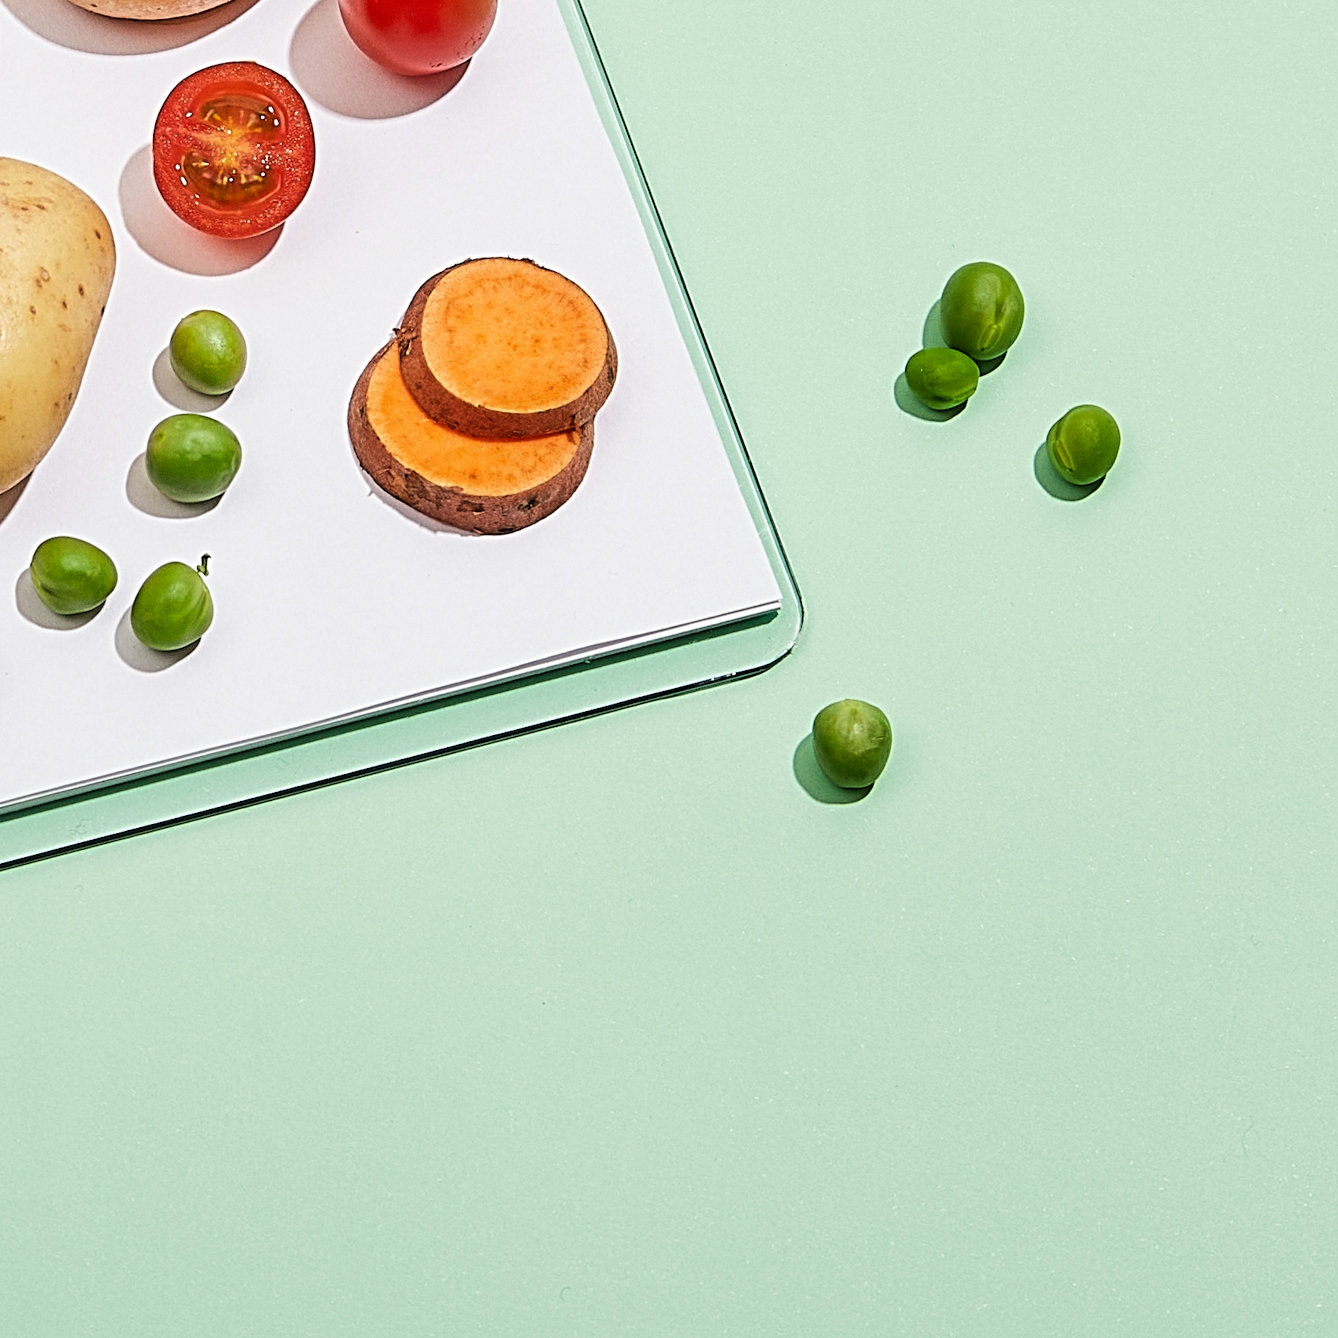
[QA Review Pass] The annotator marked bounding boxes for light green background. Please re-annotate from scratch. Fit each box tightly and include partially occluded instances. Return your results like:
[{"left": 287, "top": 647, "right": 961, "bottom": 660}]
[{"left": 3, "top": 0, "right": 1336, "bottom": 1332}]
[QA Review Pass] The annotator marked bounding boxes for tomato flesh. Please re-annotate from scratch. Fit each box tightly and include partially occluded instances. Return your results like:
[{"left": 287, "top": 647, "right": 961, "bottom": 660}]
[
  {"left": 338, "top": 0, "right": 497, "bottom": 78},
  {"left": 153, "top": 63, "right": 315, "bottom": 240},
  {"left": 181, "top": 91, "right": 283, "bottom": 211}
]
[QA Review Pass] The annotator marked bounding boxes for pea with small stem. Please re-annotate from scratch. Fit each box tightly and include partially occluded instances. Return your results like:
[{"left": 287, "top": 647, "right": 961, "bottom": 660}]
[{"left": 131, "top": 555, "right": 214, "bottom": 651}]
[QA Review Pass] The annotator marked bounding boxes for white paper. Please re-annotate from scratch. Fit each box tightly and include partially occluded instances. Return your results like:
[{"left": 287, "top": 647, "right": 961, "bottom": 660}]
[{"left": 0, "top": 0, "right": 781, "bottom": 809}]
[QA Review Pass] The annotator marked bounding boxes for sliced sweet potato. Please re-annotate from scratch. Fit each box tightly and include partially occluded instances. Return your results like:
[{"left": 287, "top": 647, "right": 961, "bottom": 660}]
[
  {"left": 398, "top": 257, "right": 617, "bottom": 440},
  {"left": 349, "top": 342, "right": 594, "bottom": 535}
]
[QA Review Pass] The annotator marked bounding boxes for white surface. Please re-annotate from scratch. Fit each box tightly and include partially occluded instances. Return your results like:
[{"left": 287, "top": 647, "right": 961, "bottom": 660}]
[{"left": 0, "top": 0, "right": 781, "bottom": 810}]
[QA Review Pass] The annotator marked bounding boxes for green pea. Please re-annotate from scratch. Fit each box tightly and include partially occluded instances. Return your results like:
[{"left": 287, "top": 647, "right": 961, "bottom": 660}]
[
  {"left": 29, "top": 536, "right": 117, "bottom": 615},
  {"left": 1045, "top": 404, "right": 1120, "bottom": 485},
  {"left": 905, "top": 346, "right": 980, "bottom": 410},
  {"left": 169, "top": 310, "right": 247, "bottom": 396},
  {"left": 131, "top": 558, "right": 214, "bottom": 652},
  {"left": 939, "top": 261, "right": 1025, "bottom": 362},
  {"left": 812, "top": 699, "right": 893, "bottom": 789},
  {"left": 146, "top": 414, "right": 242, "bottom": 504}
]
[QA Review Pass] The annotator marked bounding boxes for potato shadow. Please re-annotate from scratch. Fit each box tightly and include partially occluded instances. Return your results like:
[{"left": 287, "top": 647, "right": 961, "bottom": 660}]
[
  {"left": 151, "top": 347, "right": 232, "bottom": 413},
  {"left": 114, "top": 605, "right": 198, "bottom": 672},
  {"left": 14, "top": 568, "right": 103, "bottom": 629},
  {"left": 119, "top": 146, "right": 282, "bottom": 276},
  {"left": 126, "top": 452, "right": 223, "bottom": 519},
  {"left": 0, "top": 0, "right": 259, "bottom": 55},
  {"left": 792, "top": 733, "right": 873, "bottom": 805},
  {"left": 0, "top": 476, "right": 31, "bottom": 527},
  {"left": 289, "top": 0, "right": 471, "bottom": 120},
  {"left": 1033, "top": 442, "right": 1104, "bottom": 501}
]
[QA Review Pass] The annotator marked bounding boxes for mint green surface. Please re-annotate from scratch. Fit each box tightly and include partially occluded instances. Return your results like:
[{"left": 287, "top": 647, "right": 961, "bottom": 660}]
[{"left": 3, "top": 0, "right": 1337, "bottom": 1332}]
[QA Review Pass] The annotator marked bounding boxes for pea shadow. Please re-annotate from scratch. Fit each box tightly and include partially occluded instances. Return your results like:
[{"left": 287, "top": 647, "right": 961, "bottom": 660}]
[
  {"left": 895, "top": 300, "right": 1004, "bottom": 422},
  {"left": 1033, "top": 442, "right": 1104, "bottom": 501},
  {"left": 0, "top": 0, "right": 259, "bottom": 55},
  {"left": 792, "top": 734, "right": 873, "bottom": 805},
  {"left": 14, "top": 569, "right": 103, "bottom": 630},
  {"left": 114, "top": 606, "right": 199, "bottom": 672},
  {"left": 118, "top": 146, "right": 282, "bottom": 277},
  {"left": 892, "top": 373, "right": 966, "bottom": 422},
  {"left": 126, "top": 452, "right": 223, "bottom": 519},
  {"left": 923, "top": 299, "right": 1007, "bottom": 375},
  {"left": 151, "top": 347, "right": 232, "bottom": 413},
  {"left": 289, "top": 0, "right": 471, "bottom": 120}
]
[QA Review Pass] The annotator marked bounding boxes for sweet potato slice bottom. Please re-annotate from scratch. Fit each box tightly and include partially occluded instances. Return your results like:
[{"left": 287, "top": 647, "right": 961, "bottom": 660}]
[
  {"left": 349, "top": 342, "right": 594, "bottom": 534},
  {"left": 399, "top": 257, "right": 617, "bottom": 440}
]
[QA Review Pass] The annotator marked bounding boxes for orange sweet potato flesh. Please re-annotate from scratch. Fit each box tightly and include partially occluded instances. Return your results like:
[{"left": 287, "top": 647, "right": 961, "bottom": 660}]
[
  {"left": 348, "top": 342, "right": 594, "bottom": 534},
  {"left": 399, "top": 257, "right": 617, "bottom": 440}
]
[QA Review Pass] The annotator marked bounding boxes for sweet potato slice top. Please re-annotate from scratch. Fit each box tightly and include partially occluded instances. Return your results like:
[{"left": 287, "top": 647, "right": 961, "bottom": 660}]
[
  {"left": 419, "top": 258, "right": 610, "bottom": 416},
  {"left": 367, "top": 344, "right": 581, "bottom": 496}
]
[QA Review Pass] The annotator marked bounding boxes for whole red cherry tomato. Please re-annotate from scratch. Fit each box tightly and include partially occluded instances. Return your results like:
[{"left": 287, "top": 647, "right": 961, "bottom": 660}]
[
  {"left": 338, "top": 0, "right": 498, "bottom": 77},
  {"left": 152, "top": 62, "right": 316, "bottom": 241}
]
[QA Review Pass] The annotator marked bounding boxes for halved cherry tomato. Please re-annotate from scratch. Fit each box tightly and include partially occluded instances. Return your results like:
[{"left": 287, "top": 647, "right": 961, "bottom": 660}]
[
  {"left": 152, "top": 62, "right": 315, "bottom": 241},
  {"left": 338, "top": 0, "right": 497, "bottom": 78}
]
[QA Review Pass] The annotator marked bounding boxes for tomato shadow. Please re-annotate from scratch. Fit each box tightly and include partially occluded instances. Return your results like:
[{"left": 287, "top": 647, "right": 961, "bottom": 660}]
[
  {"left": 792, "top": 734, "right": 872, "bottom": 805},
  {"left": 151, "top": 347, "right": 233, "bottom": 413},
  {"left": 118, "top": 146, "right": 282, "bottom": 276},
  {"left": 0, "top": 0, "right": 258, "bottom": 55},
  {"left": 14, "top": 569, "right": 103, "bottom": 630},
  {"left": 125, "top": 453, "right": 223, "bottom": 519},
  {"left": 1033, "top": 442, "right": 1104, "bottom": 501},
  {"left": 289, "top": 0, "right": 471, "bottom": 120},
  {"left": 114, "top": 606, "right": 199, "bottom": 672}
]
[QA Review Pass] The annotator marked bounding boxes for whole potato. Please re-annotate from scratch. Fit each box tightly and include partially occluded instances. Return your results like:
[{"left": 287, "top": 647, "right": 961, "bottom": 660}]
[{"left": 0, "top": 158, "right": 116, "bottom": 494}]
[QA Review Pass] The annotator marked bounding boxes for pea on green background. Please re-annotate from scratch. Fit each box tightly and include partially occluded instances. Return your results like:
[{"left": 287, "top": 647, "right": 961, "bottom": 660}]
[{"left": 2, "top": 1, "right": 1336, "bottom": 1335}]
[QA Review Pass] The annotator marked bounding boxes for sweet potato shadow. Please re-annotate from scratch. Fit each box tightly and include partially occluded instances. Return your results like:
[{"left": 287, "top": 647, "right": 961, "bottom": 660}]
[
  {"left": 356, "top": 468, "right": 486, "bottom": 538},
  {"left": 792, "top": 734, "right": 872, "bottom": 804},
  {"left": 289, "top": 0, "right": 470, "bottom": 120},
  {"left": 119, "top": 146, "right": 281, "bottom": 276},
  {"left": 0, "top": 0, "right": 258, "bottom": 55}
]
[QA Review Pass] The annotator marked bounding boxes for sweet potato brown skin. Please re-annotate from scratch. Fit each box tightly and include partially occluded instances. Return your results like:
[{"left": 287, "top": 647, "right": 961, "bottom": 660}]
[
  {"left": 397, "top": 259, "right": 618, "bottom": 441},
  {"left": 348, "top": 344, "right": 595, "bottom": 535}
]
